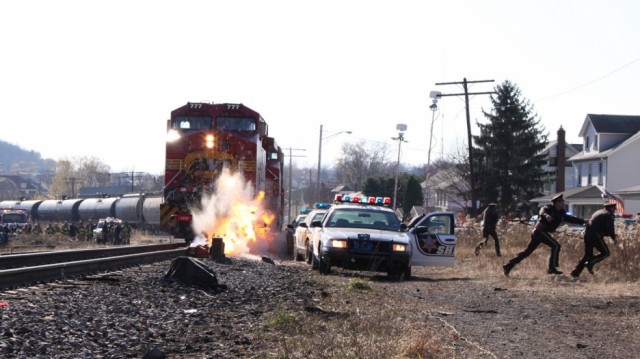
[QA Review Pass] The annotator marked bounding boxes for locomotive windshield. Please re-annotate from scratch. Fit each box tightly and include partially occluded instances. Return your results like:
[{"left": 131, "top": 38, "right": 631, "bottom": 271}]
[
  {"left": 173, "top": 116, "right": 212, "bottom": 130},
  {"left": 216, "top": 117, "right": 257, "bottom": 132}
]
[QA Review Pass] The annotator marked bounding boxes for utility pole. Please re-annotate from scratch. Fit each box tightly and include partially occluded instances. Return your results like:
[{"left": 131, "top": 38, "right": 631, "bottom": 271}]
[
  {"left": 423, "top": 96, "right": 439, "bottom": 212},
  {"left": 316, "top": 125, "right": 351, "bottom": 201},
  {"left": 129, "top": 171, "right": 143, "bottom": 193},
  {"left": 284, "top": 147, "right": 306, "bottom": 224},
  {"left": 65, "top": 177, "right": 81, "bottom": 199},
  {"left": 392, "top": 124, "right": 408, "bottom": 212},
  {"left": 434, "top": 78, "right": 495, "bottom": 216}
]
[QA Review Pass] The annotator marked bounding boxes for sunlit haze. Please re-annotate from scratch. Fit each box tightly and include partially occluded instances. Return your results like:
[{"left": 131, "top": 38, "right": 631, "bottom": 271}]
[{"left": 1, "top": 1, "right": 639, "bottom": 174}]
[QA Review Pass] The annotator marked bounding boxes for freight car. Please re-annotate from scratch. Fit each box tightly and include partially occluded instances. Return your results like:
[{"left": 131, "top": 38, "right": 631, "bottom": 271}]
[{"left": 0, "top": 194, "right": 163, "bottom": 233}]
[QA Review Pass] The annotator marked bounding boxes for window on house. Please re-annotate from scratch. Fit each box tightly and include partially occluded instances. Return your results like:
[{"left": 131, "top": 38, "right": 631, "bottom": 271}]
[
  {"left": 593, "top": 135, "right": 598, "bottom": 150},
  {"left": 548, "top": 157, "right": 557, "bottom": 166},
  {"left": 577, "top": 164, "right": 582, "bottom": 187},
  {"left": 588, "top": 163, "right": 592, "bottom": 185},
  {"left": 584, "top": 137, "right": 590, "bottom": 151},
  {"left": 598, "top": 162, "right": 603, "bottom": 185}
]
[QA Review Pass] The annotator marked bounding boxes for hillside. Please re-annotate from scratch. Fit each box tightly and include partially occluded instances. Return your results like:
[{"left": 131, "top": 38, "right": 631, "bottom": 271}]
[{"left": 0, "top": 139, "right": 56, "bottom": 175}]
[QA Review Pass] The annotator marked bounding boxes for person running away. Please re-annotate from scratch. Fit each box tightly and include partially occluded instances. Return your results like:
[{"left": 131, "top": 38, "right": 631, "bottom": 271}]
[
  {"left": 571, "top": 203, "right": 617, "bottom": 278},
  {"left": 503, "top": 194, "right": 585, "bottom": 276},
  {"left": 474, "top": 203, "right": 501, "bottom": 257}
]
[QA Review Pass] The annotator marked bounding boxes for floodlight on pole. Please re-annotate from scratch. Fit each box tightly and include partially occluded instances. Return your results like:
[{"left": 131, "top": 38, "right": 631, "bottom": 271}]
[
  {"left": 316, "top": 125, "right": 352, "bottom": 200},
  {"left": 392, "top": 124, "right": 407, "bottom": 212}
]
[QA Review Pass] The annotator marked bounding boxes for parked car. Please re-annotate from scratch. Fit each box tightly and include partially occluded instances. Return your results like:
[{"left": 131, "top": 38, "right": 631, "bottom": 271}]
[
  {"left": 293, "top": 208, "right": 327, "bottom": 262},
  {"left": 309, "top": 194, "right": 457, "bottom": 280},
  {"left": 285, "top": 213, "right": 307, "bottom": 256}
]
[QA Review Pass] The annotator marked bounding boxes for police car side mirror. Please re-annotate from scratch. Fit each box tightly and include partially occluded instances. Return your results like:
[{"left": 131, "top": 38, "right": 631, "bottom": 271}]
[
  {"left": 287, "top": 224, "right": 293, "bottom": 229},
  {"left": 310, "top": 220, "right": 322, "bottom": 228},
  {"left": 400, "top": 223, "right": 407, "bottom": 231},
  {"left": 298, "top": 223, "right": 308, "bottom": 228}
]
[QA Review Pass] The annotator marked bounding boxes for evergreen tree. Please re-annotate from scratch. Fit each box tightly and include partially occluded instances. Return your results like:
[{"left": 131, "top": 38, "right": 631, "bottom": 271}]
[
  {"left": 362, "top": 176, "right": 395, "bottom": 198},
  {"left": 473, "top": 80, "right": 548, "bottom": 218},
  {"left": 401, "top": 176, "right": 424, "bottom": 221}
]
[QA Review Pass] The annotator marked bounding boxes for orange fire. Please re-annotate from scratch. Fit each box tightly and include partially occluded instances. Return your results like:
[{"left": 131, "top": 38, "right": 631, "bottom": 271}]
[{"left": 190, "top": 169, "right": 277, "bottom": 257}]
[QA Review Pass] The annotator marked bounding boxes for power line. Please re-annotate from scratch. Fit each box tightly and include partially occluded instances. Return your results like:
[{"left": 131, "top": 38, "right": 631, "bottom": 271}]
[{"left": 536, "top": 56, "right": 640, "bottom": 103}]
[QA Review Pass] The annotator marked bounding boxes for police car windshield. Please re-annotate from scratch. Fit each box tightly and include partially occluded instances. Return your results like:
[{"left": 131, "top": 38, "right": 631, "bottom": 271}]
[{"left": 326, "top": 208, "right": 401, "bottom": 231}]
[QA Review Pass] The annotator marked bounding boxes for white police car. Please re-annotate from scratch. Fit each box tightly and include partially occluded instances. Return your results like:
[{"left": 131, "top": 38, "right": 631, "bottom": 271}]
[
  {"left": 293, "top": 203, "right": 331, "bottom": 262},
  {"left": 309, "top": 194, "right": 457, "bottom": 280}
]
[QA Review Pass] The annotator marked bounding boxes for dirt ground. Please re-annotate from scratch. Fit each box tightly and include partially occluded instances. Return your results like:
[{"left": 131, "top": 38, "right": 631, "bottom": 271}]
[{"left": 306, "top": 252, "right": 640, "bottom": 359}]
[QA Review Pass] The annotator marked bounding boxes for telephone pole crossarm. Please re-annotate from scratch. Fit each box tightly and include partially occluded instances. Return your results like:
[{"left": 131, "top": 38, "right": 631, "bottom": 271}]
[{"left": 434, "top": 77, "right": 496, "bottom": 216}]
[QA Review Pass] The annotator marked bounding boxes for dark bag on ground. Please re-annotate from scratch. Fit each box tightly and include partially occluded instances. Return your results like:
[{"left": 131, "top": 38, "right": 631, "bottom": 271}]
[{"left": 164, "top": 256, "right": 226, "bottom": 290}]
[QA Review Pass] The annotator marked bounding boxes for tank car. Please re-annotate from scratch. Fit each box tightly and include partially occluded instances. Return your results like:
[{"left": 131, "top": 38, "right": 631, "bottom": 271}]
[
  {"left": 37, "top": 199, "right": 84, "bottom": 222},
  {"left": 77, "top": 197, "right": 118, "bottom": 222}
]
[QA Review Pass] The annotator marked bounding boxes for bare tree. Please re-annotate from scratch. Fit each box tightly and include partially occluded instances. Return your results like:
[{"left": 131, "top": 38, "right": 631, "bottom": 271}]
[
  {"left": 335, "top": 141, "right": 393, "bottom": 191},
  {"left": 49, "top": 156, "right": 111, "bottom": 198}
]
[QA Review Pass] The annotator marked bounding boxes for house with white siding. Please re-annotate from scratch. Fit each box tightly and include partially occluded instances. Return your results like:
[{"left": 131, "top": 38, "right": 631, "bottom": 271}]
[{"left": 533, "top": 114, "right": 640, "bottom": 217}]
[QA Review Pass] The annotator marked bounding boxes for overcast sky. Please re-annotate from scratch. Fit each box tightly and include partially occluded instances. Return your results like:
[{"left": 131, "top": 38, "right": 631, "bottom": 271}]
[{"left": 1, "top": 0, "right": 639, "bottom": 175}]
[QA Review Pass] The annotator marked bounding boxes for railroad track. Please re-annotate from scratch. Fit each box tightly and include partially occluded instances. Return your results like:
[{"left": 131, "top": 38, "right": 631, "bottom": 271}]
[{"left": 0, "top": 243, "right": 189, "bottom": 289}]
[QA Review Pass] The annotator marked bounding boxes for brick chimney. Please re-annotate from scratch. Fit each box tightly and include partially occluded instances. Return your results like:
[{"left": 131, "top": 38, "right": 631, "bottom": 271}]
[{"left": 556, "top": 126, "right": 566, "bottom": 193}]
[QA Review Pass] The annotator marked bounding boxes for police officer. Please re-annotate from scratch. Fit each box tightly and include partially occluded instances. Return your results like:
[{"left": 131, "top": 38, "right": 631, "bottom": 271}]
[
  {"left": 503, "top": 194, "right": 586, "bottom": 276},
  {"left": 571, "top": 203, "right": 617, "bottom": 278},
  {"left": 474, "top": 203, "right": 501, "bottom": 257}
]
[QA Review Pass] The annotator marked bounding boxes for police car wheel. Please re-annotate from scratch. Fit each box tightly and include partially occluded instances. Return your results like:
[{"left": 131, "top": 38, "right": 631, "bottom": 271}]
[
  {"left": 318, "top": 250, "right": 331, "bottom": 275},
  {"left": 306, "top": 243, "right": 313, "bottom": 264}
]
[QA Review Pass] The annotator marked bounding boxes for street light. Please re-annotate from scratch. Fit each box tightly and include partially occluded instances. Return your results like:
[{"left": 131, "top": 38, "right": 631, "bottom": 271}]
[
  {"left": 392, "top": 123, "right": 408, "bottom": 212},
  {"left": 316, "top": 125, "right": 352, "bottom": 199},
  {"left": 423, "top": 92, "right": 440, "bottom": 212}
]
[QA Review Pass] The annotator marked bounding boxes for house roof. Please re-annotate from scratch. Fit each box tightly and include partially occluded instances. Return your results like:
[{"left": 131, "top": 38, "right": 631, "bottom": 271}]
[
  {"left": 530, "top": 185, "right": 605, "bottom": 203},
  {"left": 579, "top": 114, "right": 640, "bottom": 136},
  {"left": 331, "top": 184, "right": 353, "bottom": 193},
  {"left": 569, "top": 131, "right": 640, "bottom": 161},
  {"left": 542, "top": 140, "right": 582, "bottom": 155},
  {"left": 615, "top": 184, "right": 640, "bottom": 195}
]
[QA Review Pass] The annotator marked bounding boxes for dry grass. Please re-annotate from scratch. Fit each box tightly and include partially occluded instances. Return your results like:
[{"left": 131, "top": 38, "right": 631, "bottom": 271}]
[
  {"left": 0, "top": 230, "right": 171, "bottom": 254},
  {"left": 456, "top": 221, "right": 640, "bottom": 283},
  {"left": 265, "top": 222, "right": 640, "bottom": 358},
  {"left": 263, "top": 275, "right": 470, "bottom": 359}
]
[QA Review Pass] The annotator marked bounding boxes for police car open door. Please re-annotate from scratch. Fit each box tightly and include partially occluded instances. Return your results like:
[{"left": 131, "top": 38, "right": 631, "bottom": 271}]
[{"left": 407, "top": 212, "right": 456, "bottom": 266}]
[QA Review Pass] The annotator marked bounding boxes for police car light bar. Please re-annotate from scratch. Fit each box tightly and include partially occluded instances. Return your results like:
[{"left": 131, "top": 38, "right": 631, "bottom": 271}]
[
  {"left": 333, "top": 194, "right": 391, "bottom": 206},
  {"left": 313, "top": 202, "right": 332, "bottom": 209}
]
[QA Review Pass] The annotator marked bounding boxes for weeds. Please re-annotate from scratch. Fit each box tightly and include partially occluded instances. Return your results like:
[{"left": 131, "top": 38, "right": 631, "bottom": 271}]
[{"left": 347, "top": 278, "right": 372, "bottom": 291}]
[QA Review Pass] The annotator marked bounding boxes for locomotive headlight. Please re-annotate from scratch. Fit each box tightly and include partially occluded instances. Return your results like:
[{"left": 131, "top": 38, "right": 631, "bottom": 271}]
[
  {"left": 166, "top": 129, "right": 181, "bottom": 142},
  {"left": 205, "top": 134, "right": 214, "bottom": 149}
]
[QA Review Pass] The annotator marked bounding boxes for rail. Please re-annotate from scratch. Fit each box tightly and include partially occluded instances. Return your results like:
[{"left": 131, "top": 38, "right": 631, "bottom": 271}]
[{"left": 0, "top": 246, "right": 188, "bottom": 289}]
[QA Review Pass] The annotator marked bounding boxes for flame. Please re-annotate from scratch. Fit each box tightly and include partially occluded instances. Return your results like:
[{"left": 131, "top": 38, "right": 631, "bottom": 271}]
[{"left": 190, "top": 169, "right": 278, "bottom": 257}]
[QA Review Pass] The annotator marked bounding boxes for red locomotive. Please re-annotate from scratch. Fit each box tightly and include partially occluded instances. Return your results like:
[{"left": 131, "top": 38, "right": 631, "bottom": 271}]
[{"left": 161, "top": 102, "right": 284, "bottom": 242}]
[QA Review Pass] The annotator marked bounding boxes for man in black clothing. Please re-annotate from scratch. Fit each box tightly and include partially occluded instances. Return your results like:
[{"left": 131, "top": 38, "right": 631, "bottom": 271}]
[
  {"left": 503, "top": 194, "right": 586, "bottom": 276},
  {"left": 475, "top": 203, "right": 501, "bottom": 256},
  {"left": 571, "top": 203, "right": 617, "bottom": 278}
]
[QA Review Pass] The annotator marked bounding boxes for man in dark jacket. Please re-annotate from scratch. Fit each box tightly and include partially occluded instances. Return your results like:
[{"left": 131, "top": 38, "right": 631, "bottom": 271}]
[
  {"left": 474, "top": 203, "right": 501, "bottom": 256},
  {"left": 503, "top": 194, "right": 585, "bottom": 276},
  {"left": 571, "top": 203, "right": 617, "bottom": 278}
]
